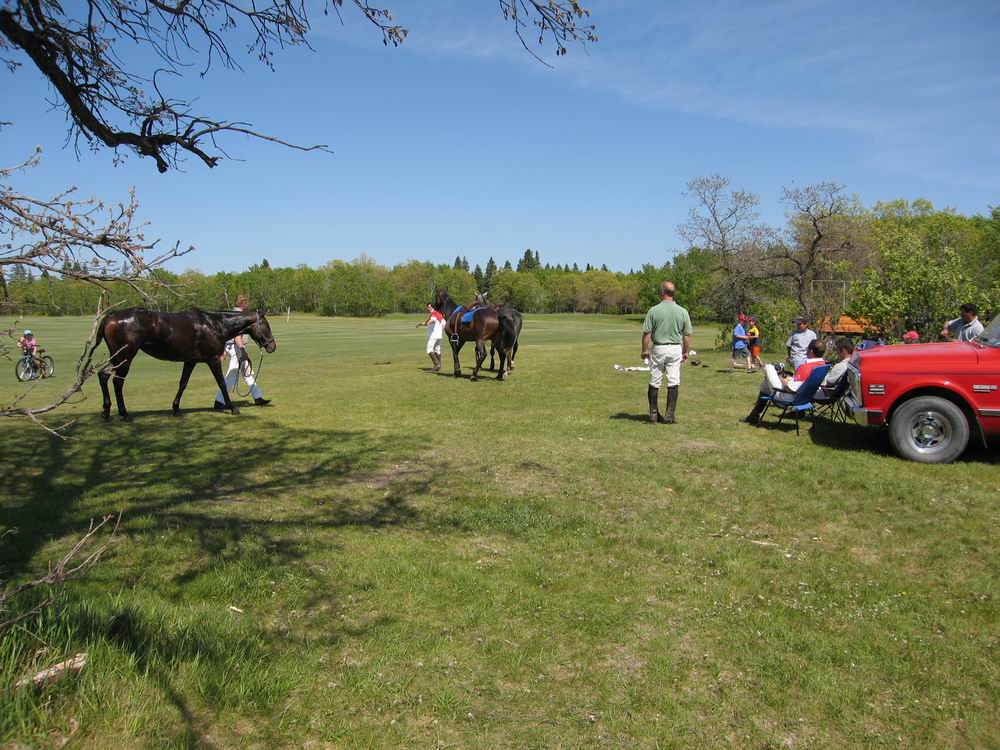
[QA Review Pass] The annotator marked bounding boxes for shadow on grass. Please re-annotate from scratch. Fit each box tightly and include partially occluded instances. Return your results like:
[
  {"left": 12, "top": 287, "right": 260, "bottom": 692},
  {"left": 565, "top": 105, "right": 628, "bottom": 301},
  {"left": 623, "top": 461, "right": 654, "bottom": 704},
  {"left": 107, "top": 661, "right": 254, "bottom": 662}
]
[
  {"left": 1, "top": 417, "right": 430, "bottom": 581},
  {"left": 428, "top": 370, "right": 504, "bottom": 381},
  {"left": 609, "top": 412, "right": 653, "bottom": 423},
  {"left": 805, "top": 416, "right": 1000, "bottom": 464},
  {"left": 0, "top": 414, "right": 427, "bottom": 743}
]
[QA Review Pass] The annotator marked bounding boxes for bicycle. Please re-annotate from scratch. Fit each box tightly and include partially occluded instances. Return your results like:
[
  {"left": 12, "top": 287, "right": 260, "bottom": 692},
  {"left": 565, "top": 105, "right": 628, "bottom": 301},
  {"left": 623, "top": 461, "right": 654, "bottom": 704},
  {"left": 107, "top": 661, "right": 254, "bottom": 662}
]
[{"left": 15, "top": 346, "right": 55, "bottom": 381}]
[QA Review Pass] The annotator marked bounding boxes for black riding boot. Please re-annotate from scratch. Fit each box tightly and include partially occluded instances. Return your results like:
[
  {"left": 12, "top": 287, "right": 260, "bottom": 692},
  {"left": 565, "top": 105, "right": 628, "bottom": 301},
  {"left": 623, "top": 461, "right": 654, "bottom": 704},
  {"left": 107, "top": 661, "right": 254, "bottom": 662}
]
[
  {"left": 741, "top": 396, "right": 768, "bottom": 425},
  {"left": 428, "top": 353, "right": 437, "bottom": 369},
  {"left": 663, "top": 385, "right": 679, "bottom": 424},
  {"left": 647, "top": 385, "right": 663, "bottom": 423},
  {"left": 432, "top": 353, "right": 441, "bottom": 371}
]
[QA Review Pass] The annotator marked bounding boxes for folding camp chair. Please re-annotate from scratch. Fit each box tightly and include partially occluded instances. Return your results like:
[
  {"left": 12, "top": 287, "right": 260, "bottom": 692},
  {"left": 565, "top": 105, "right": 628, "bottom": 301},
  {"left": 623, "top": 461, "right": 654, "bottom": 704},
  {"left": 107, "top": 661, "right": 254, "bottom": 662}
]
[
  {"left": 760, "top": 365, "right": 831, "bottom": 435},
  {"left": 813, "top": 374, "right": 850, "bottom": 423}
]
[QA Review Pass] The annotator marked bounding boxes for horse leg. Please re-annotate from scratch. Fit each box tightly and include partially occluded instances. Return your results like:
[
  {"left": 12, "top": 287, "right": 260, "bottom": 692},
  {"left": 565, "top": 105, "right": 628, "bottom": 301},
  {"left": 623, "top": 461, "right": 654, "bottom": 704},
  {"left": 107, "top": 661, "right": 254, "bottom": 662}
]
[
  {"left": 451, "top": 339, "right": 463, "bottom": 378},
  {"left": 99, "top": 366, "right": 113, "bottom": 421},
  {"left": 471, "top": 340, "right": 487, "bottom": 381},
  {"left": 496, "top": 347, "right": 506, "bottom": 380},
  {"left": 111, "top": 356, "right": 135, "bottom": 421},
  {"left": 172, "top": 362, "right": 196, "bottom": 415},
  {"left": 208, "top": 358, "right": 240, "bottom": 414},
  {"left": 489, "top": 342, "right": 496, "bottom": 371}
]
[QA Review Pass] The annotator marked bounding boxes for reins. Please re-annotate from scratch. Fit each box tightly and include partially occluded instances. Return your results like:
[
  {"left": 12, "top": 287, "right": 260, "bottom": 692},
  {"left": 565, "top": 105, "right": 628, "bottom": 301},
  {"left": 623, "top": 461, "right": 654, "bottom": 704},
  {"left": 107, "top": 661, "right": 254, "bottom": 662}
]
[
  {"left": 235, "top": 347, "right": 266, "bottom": 398},
  {"left": 234, "top": 311, "right": 272, "bottom": 398}
]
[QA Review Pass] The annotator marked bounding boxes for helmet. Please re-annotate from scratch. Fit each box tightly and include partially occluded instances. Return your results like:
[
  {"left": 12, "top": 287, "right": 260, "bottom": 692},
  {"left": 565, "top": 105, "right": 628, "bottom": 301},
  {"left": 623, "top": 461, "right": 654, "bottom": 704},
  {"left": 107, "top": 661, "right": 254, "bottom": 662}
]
[{"left": 23, "top": 329, "right": 32, "bottom": 336}]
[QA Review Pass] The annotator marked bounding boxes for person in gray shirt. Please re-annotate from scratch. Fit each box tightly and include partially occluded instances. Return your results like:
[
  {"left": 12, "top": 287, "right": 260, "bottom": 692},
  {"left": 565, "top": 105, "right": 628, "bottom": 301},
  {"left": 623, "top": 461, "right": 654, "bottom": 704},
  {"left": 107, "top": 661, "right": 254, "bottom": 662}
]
[
  {"left": 940, "top": 303, "right": 985, "bottom": 342},
  {"left": 785, "top": 316, "right": 818, "bottom": 370}
]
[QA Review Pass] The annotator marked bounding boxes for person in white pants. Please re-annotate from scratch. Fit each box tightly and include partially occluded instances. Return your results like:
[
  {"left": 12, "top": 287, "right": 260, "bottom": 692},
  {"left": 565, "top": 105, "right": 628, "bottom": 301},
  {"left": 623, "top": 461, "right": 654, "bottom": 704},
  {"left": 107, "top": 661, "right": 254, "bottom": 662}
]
[
  {"left": 417, "top": 303, "right": 445, "bottom": 371},
  {"left": 214, "top": 294, "right": 271, "bottom": 409}
]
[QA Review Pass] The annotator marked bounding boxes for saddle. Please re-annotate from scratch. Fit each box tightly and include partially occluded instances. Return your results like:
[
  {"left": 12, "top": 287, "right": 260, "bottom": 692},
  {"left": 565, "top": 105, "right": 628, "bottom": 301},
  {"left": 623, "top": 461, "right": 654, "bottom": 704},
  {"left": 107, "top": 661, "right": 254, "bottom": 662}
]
[{"left": 452, "top": 305, "right": 480, "bottom": 326}]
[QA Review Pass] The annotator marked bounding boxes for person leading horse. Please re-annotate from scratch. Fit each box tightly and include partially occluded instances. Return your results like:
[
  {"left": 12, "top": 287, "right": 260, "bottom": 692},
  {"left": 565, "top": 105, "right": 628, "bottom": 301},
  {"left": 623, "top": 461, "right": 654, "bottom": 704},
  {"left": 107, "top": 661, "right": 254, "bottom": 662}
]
[{"left": 96, "top": 307, "right": 276, "bottom": 421}]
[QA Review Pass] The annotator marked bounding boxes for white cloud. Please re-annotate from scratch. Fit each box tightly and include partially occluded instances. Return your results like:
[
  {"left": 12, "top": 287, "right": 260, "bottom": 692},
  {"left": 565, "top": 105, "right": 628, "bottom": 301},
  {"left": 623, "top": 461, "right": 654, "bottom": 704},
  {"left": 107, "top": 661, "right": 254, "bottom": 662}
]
[{"left": 313, "top": 0, "right": 1000, "bottom": 190}]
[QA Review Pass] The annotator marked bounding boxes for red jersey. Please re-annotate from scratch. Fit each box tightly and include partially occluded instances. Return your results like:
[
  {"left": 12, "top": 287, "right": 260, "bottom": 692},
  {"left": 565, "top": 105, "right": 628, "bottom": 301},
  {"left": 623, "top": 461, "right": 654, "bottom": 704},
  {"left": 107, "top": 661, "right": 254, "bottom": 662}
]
[{"left": 792, "top": 358, "right": 825, "bottom": 384}]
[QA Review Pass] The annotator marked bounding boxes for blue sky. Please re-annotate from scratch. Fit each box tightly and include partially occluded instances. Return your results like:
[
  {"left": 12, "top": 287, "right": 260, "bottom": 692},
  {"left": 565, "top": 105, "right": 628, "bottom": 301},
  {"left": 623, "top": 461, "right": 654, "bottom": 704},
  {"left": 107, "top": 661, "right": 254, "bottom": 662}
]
[{"left": 3, "top": 0, "right": 999, "bottom": 273}]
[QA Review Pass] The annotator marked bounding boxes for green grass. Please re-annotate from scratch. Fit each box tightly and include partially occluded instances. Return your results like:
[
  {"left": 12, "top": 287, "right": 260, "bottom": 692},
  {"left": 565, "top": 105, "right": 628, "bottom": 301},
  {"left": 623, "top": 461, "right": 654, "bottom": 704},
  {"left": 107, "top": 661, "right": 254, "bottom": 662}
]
[{"left": 1, "top": 313, "right": 998, "bottom": 748}]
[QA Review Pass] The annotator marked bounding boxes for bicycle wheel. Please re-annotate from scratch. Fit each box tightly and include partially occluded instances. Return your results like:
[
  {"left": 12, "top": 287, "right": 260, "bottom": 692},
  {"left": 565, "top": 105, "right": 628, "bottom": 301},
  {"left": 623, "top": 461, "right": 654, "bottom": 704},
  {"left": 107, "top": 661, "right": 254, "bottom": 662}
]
[
  {"left": 15, "top": 359, "right": 33, "bottom": 381},
  {"left": 41, "top": 356, "right": 55, "bottom": 378}
]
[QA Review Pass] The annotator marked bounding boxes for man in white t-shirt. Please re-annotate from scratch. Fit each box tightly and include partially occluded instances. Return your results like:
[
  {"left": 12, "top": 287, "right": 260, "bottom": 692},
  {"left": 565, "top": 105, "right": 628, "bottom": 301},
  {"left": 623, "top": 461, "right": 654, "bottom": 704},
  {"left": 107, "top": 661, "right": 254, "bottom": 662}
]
[
  {"left": 785, "top": 316, "right": 818, "bottom": 371},
  {"left": 417, "top": 303, "right": 445, "bottom": 371},
  {"left": 940, "top": 303, "right": 985, "bottom": 342}
]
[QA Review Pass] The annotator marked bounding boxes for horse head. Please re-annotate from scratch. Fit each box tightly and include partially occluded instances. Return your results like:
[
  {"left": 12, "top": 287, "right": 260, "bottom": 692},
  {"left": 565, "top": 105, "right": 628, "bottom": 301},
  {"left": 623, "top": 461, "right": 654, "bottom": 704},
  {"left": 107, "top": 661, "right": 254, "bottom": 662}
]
[
  {"left": 250, "top": 309, "right": 277, "bottom": 353},
  {"left": 431, "top": 287, "right": 449, "bottom": 313}
]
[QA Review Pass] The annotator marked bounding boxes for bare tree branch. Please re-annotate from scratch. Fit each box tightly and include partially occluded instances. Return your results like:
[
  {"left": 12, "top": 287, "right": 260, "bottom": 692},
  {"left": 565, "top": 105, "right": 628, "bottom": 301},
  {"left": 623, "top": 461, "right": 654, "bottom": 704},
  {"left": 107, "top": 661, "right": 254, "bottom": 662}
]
[
  {"left": 2, "top": 151, "right": 187, "bottom": 433},
  {"left": 1, "top": 0, "right": 595, "bottom": 171},
  {"left": 0, "top": 513, "right": 122, "bottom": 634},
  {"left": 677, "top": 174, "right": 779, "bottom": 316}
]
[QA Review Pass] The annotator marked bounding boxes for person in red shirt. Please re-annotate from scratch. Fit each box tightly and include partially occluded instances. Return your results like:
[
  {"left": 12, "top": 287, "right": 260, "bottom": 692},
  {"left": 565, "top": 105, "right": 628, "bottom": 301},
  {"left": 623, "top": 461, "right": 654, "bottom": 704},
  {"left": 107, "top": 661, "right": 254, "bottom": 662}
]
[
  {"left": 417, "top": 304, "right": 446, "bottom": 371},
  {"left": 741, "top": 339, "right": 826, "bottom": 424}
]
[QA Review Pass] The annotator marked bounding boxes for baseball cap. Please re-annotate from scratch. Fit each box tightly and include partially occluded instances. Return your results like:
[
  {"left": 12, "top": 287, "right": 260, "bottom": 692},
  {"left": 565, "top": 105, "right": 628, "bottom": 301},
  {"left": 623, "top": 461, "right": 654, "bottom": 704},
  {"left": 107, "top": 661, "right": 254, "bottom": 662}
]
[
  {"left": 902, "top": 330, "right": 919, "bottom": 341},
  {"left": 793, "top": 316, "right": 807, "bottom": 324},
  {"left": 23, "top": 329, "right": 32, "bottom": 335}
]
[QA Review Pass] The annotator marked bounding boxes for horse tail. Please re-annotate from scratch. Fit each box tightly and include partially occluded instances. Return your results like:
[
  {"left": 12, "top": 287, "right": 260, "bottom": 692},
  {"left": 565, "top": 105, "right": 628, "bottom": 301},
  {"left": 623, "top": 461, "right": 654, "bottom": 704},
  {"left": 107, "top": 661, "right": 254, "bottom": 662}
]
[
  {"left": 497, "top": 307, "right": 521, "bottom": 365},
  {"left": 89, "top": 309, "right": 119, "bottom": 369}
]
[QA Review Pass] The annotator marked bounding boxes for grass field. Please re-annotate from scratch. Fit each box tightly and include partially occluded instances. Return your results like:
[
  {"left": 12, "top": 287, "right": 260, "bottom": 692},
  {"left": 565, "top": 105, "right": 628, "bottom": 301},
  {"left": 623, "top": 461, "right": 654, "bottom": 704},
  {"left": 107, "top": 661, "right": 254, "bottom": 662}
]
[{"left": 1, "top": 313, "right": 998, "bottom": 748}]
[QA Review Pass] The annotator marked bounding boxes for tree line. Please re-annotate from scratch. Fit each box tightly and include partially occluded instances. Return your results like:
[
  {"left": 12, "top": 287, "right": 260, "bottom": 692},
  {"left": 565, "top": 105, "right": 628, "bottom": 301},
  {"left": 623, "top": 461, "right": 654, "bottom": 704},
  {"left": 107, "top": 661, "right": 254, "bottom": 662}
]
[{"left": 4, "top": 183, "right": 999, "bottom": 339}]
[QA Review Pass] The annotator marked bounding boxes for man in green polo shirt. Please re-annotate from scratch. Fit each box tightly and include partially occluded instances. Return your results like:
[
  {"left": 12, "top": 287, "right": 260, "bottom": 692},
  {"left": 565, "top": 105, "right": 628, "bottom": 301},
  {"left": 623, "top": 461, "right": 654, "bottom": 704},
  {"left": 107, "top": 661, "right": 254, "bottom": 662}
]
[{"left": 641, "top": 281, "right": 692, "bottom": 424}]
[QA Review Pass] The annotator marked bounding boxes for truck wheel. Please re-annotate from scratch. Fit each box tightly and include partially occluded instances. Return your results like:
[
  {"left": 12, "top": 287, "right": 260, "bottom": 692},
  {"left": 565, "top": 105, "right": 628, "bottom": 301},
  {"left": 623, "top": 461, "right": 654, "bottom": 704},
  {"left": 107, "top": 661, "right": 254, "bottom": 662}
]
[{"left": 889, "top": 396, "right": 969, "bottom": 464}]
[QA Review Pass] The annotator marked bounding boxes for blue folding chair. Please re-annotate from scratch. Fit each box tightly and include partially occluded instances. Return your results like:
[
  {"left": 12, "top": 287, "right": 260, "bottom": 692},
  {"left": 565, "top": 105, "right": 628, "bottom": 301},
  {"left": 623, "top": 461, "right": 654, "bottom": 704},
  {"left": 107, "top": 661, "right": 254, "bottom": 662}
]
[{"left": 760, "top": 365, "right": 831, "bottom": 435}]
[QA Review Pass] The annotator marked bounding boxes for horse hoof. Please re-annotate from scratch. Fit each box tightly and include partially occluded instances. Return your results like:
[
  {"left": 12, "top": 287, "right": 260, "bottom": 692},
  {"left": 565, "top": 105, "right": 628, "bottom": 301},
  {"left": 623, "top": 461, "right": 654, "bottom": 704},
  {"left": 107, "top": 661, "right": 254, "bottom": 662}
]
[
  {"left": 172, "top": 409, "right": 181, "bottom": 417},
  {"left": 231, "top": 407, "right": 241, "bottom": 415},
  {"left": 120, "top": 415, "right": 131, "bottom": 422}
]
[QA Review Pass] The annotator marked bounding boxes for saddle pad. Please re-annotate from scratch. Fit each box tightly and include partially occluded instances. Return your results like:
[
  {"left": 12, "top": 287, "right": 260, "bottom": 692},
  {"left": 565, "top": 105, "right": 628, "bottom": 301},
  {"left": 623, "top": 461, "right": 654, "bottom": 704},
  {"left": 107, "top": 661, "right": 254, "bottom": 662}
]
[{"left": 461, "top": 308, "right": 478, "bottom": 324}]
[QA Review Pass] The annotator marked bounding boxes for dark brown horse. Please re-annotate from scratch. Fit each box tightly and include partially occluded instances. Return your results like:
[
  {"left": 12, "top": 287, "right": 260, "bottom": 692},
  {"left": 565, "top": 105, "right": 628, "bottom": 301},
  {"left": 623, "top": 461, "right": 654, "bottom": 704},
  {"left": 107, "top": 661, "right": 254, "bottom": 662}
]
[
  {"left": 96, "top": 307, "right": 276, "bottom": 420},
  {"left": 490, "top": 305, "right": 523, "bottom": 374},
  {"left": 432, "top": 288, "right": 499, "bottom": 381}
]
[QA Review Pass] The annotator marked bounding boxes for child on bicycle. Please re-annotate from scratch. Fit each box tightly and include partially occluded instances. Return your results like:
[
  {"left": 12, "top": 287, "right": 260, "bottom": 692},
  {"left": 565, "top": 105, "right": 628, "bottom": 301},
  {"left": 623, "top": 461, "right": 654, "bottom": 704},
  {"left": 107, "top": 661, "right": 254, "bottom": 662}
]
[{"left": 17, "top": 329, "right": 38, "bottom": 362}]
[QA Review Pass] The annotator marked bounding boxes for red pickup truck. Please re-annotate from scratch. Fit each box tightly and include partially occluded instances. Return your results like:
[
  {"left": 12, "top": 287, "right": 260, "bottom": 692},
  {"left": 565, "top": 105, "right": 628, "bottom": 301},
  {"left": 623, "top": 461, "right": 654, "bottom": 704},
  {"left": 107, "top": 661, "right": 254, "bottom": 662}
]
[{"left": 845, "top": 314, "right": 1000, "bottom": 463}]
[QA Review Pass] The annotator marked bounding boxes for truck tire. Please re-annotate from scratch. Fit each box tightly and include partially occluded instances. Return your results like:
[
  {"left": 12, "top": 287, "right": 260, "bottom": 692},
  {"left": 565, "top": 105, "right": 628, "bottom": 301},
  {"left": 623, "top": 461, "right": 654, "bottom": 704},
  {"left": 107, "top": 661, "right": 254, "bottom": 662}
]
[{"left": 889, "top": 396, "right": 969, "bottom": 464}]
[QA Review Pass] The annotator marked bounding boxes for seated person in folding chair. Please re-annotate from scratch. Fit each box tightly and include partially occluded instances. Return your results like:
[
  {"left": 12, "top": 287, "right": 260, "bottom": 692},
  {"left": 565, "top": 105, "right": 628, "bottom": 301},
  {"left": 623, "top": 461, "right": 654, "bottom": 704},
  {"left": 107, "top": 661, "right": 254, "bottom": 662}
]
[
  {"left": 740, "top": 339, "right": 826, "bottom": 425},
  {"left": 815, "top": 338, "right": 854, "bottom": 398}
]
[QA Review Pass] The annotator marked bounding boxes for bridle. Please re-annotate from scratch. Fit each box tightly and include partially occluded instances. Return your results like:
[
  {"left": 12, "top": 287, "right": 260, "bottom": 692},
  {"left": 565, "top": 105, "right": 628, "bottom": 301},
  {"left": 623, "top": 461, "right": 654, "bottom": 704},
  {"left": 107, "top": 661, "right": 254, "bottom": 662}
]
[
  {"left": 235, "top": 311, "right": 272, "bottom": 397},
  {"left": 253, "top": 311, "right": 276, "bottom": 350}
]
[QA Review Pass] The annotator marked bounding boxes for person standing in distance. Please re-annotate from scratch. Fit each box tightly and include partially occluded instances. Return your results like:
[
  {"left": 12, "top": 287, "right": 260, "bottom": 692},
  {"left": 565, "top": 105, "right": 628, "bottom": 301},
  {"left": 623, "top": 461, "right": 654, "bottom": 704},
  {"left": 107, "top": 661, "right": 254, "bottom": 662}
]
[
  {"left": 641, "top": 281, "right": 692, "bottom": 424},
  {"left": 417, "top": 303, "right": 445, "bottom": 371},
  {"left": 785, "top": 316, "right": 817, "bottom": 371},
  {"left": 213, "top": 294, "right": 271, "bottom": 409},
  {"left": 939, "top": 303, "right": 984, "bottom": 342}
]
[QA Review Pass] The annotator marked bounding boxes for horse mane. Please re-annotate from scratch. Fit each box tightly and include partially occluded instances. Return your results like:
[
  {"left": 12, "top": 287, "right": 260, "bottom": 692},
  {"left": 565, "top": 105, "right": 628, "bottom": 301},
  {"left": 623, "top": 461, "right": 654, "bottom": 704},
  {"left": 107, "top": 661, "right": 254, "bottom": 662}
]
[{"left": 191, "top": 307, "right": 252, "bottom": 339}]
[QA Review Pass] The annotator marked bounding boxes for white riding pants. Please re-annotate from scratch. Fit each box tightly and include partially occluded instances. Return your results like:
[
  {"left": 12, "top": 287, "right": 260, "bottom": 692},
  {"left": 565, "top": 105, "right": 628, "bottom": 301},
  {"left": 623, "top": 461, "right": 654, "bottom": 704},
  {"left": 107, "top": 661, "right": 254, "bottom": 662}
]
[
  {"left": 426, "top": 334, "right": 442, "bottom": 355},
  {"left": 760, "top": 364, "right": 800, "bottom": 396},
  {"left": 215, "top": 352, "right": 262, "bottom": 401},
  {"left": 648, "top": 344, "right": 682, "bottom": 389}
]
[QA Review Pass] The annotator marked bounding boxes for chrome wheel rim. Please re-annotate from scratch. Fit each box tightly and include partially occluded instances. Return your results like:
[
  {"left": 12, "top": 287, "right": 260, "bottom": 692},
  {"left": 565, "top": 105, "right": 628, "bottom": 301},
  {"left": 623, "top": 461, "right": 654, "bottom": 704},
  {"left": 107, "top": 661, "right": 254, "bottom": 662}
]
[{"left": 909, "top": 411, "right": 950, "bottom": 454}]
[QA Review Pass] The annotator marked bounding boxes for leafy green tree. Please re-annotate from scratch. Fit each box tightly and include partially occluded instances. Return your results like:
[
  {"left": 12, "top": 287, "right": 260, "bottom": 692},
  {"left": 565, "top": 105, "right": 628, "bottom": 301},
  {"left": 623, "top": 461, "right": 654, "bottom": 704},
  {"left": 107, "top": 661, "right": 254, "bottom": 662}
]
[
  {"left": 490, "top": 271, "right": 546, "bottom": 312},
  {"left": 484, "top": 257, "right": 498, "bottom": 292},
  {"left": 848, "top": 222, "right": 989, "bottom": 338}
]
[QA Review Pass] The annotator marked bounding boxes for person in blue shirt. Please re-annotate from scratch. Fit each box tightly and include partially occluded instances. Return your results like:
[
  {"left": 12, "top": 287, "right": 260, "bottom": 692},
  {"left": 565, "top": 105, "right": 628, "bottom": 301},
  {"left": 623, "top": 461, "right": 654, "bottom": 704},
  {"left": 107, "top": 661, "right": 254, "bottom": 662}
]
[{"left": 729, "top": 318, "right": 752, "bottom": 371}]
